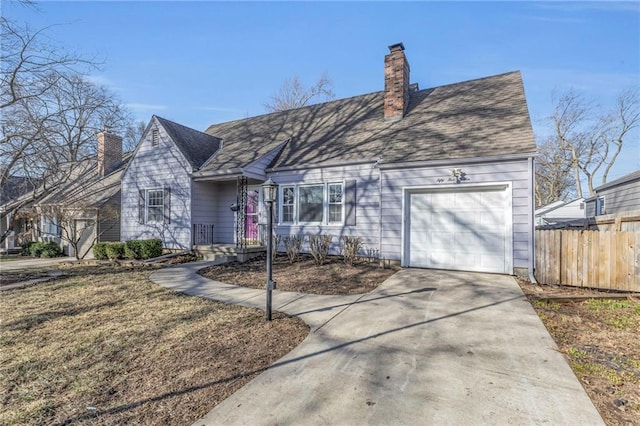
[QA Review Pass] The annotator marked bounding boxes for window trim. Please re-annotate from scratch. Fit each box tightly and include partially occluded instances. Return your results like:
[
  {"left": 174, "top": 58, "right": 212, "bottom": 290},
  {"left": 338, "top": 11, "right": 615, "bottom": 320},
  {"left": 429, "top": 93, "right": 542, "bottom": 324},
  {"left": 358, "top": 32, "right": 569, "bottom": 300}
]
[
  {"left": 145, "top": 188, "right": 164, "bottom": 223},
  {"left": 280, "top": 185, "right": 296, "bottom": 224},
  {"left": 596, "top": 196, "right": 606, "bottom": 215},
  {"left": 278, "top": 181, "right": 344, "bottom": 226},
  {"left": 328, "top": 183, "right": 344, "bottom": 224}
]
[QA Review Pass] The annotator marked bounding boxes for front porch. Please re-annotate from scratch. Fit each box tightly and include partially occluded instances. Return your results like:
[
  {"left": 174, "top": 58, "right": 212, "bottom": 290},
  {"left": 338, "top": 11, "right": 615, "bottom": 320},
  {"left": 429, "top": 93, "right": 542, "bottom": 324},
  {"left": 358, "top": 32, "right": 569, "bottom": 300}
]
[{"left": 191, "top": 176, "right": 268, "bottom": 262}]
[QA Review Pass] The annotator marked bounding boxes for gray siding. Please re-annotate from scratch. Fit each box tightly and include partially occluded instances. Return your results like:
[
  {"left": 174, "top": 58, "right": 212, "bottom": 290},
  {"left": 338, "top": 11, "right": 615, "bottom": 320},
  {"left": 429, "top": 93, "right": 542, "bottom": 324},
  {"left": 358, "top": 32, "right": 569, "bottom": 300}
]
[
  {"left": 599, "top": 180, "right": 640, "bottom": 215},
  {"left": 191, "top": 180, "right": 237, "bottom": 244},
  {"left": 98, "top": 190, "right": 121, "bottom": 242},
  {"left": 121, "top": 118, "right": 193, "bottom": 249},
  {"left": 269, "top": 163, "right": 380, "bottom": 255},
  {"left": 584, "top": 199, "right": 597, "bottom": 218},
  {"left": 243, "top": 143, "right": 285, "bottom": 180},
  {"left": 380, "top": 159, "right": 532, "bottom": 271}
]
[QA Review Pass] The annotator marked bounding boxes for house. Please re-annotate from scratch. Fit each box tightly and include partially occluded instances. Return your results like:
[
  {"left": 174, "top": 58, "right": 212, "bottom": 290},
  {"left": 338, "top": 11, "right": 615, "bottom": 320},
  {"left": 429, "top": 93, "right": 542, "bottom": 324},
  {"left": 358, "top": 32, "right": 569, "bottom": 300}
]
[
  {"left": 0, "top": 177, "right": 38, "bottom": 252},
  {"left": 584, "top": 170, "right": 640, "bottom": 217},
  {"left": 121, "top": 43, "right": 537, "bottom": 277},
  {"left": 0, "top": 130, "right": 129, "bottom": 258},
  {"left": 535, "top": 198, "right": 586, "bottom": 227}
]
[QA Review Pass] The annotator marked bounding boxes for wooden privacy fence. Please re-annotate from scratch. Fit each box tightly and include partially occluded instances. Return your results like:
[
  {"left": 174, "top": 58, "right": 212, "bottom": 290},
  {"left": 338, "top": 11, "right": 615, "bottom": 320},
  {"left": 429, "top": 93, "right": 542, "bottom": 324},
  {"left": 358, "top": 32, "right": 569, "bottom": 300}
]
[{"left": 535, "top": 230, "right": 639, "bottom": 292}]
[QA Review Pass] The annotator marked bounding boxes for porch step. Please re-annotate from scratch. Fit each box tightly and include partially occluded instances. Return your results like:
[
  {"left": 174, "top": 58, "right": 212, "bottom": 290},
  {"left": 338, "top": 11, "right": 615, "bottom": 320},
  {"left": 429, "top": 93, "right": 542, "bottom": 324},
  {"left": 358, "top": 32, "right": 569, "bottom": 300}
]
[{"left": 194, "top": 244, "right": 265, "bottom": 263}]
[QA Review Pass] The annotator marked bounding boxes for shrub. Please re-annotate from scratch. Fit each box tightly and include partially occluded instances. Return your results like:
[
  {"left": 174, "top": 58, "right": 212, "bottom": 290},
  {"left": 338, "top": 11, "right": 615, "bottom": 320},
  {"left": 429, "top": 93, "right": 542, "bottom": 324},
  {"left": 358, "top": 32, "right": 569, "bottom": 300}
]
[
  {"left": 140, "top": 239, "right": 163, "bottom": 259},
  {"left": 309, "top": 235, "right": 332, "bottom": 266},
  {"left": 21, "top": 241, "right": 36, "bottom": 256},
  {"left": 29, "top": 242, "right": 45, "bottom": 257},
  {"left": 93, "top": 242, "right": 109, "bottom": 260},
  {"left": 342, "top": 236, "right": 363, "bottom": 266},
  {"left": 283, "top": 235, "right": 304, "bottom": 264},
  {"left": 105, "top": 242, "right": 125, "bottom": 260},
  {"left": 124, "top": 240, "right": 143, "bottom": 260},
  {"left": 40, "top": 241, "right": 62, "bottom": 258}
]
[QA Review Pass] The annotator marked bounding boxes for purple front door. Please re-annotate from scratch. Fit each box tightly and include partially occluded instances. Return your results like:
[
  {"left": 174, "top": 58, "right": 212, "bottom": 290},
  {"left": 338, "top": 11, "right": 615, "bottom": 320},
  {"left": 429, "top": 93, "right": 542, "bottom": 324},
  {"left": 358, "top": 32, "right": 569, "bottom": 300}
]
[{"left": 245, "top": 189, "right": 259, "bottom": 242}]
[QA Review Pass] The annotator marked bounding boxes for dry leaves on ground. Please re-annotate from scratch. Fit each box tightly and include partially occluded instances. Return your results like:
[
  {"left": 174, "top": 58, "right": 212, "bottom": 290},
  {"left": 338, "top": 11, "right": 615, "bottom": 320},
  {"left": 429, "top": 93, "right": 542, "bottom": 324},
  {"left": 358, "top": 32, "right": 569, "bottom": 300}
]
[
  {"left": 519, "top": 281, "right": 639, "bottom": 426},
  {"left": 0, "top": 265, "right": 308, "bottom": 425}
]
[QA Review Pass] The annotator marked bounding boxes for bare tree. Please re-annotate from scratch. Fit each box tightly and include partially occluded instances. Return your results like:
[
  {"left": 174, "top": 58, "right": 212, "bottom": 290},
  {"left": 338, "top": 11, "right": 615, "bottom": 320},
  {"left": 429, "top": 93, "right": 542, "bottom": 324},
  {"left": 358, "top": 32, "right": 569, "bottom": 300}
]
[
  {"left": 264, "top": 71, "right": 335, "bottom": 112},
  {"left": 0, "top": 19, "right": 133, "bottom": 244},
  {"left": 123, "top": 120, "right": 146, "bottom": 152},
  {"left": 534, "top": 136, "right": 575, "bottom": 207},
  {"left": 548, "top": 88, "right": 640, "bottom": 198}
]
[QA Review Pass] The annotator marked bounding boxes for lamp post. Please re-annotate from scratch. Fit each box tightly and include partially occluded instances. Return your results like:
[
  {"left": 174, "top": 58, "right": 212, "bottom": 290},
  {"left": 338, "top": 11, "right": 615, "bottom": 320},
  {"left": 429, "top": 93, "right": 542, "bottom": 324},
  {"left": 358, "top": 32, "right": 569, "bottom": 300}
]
[{"left": 262, "top": 177, "right": 278, "bottom": 321}]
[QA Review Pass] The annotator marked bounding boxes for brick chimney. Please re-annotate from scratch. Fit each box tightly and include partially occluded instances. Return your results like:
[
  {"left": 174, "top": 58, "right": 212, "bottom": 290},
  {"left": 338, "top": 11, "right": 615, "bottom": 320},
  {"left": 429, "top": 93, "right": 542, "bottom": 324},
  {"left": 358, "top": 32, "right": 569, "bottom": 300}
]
[
  {"left": 97, "top": 128, "right": 123, "bottom": 176},
  {"left": 384, "top": 42, "right": 410, "bottom": 120}
]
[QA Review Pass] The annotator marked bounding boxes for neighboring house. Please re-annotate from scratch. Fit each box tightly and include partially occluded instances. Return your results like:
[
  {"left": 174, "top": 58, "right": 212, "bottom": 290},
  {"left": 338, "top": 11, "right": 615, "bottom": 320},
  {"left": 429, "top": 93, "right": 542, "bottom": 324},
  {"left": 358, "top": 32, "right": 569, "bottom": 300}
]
[
  {"left": 535, "top": 198, "right": 586, "bottom": 226},
  {"left": 0, "top": 130, "right": 129, "bottom": 258},
  {"left": 584, "top": 170, "right": 640, "bottom": 217},
  {"left": 121, "top": 43, "right": 537, "bottom": 276},
  {"left": 0, "top": 177, "right": 39, "bottom": 252}
]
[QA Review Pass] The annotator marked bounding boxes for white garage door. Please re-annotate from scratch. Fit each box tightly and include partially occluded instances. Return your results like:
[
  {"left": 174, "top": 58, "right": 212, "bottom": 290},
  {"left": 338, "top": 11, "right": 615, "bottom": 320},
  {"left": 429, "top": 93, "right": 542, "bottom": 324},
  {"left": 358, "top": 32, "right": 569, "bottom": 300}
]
[{"left": 406, "top": 186, "right": 511, "bottom": 274}]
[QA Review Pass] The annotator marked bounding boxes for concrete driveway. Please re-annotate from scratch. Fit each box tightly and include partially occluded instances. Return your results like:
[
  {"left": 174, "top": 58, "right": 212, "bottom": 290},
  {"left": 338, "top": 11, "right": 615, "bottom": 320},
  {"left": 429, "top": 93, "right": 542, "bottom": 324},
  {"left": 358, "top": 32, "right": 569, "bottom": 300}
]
[{"left": 151, "top": 264, "right": 604, "bottom": 426}]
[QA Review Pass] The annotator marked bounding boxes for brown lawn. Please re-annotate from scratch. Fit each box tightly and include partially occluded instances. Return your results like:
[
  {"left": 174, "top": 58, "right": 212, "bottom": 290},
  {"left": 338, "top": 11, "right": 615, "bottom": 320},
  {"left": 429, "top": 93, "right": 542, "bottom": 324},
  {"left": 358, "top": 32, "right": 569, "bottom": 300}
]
[
  {"left": 0, "top": 265, "right": 308, "bottom": 425},
  {"left": 519, "top": 280, "right": 640, "bottom": 426}
]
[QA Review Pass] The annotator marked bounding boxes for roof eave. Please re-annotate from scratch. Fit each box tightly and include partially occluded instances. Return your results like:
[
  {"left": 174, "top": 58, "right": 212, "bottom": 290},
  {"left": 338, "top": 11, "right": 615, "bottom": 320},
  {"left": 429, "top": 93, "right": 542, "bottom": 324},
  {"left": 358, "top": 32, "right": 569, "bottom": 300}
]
[{"left": 377, "top": 152, "right": 537, "bottom": 170}]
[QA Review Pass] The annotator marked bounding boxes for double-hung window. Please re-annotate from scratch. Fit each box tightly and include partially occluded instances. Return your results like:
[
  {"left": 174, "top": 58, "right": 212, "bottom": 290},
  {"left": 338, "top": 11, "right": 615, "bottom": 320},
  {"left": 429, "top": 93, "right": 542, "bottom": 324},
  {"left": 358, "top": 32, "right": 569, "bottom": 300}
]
[
  {"left": 328, "top": 183, "right": 343, "bottom": 223},
  {"left": 146, "top": 189, "right": 164, "bottom": 223},
  {"left": 281, "top": 186, "right": 295, "bottom": 223},
  {"left": 279, "top": 182, "right": 344, "bottom": 225}
]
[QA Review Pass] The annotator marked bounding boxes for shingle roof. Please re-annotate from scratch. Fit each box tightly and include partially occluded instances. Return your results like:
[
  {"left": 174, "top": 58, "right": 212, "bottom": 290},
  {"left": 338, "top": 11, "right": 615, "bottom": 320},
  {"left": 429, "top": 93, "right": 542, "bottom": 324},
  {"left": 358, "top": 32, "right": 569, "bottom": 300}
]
[
  {"left": 595, "top": 170, "right": 640, "bottom": 192},
  {"left": 37, "top": 153, "right": 132, "bottom": 207},
  {"left": 200, "top": 71, "right": 536, "bottom": 171},
  {"left": 155, "top": 116, "right": 222, "bottom": 170}
]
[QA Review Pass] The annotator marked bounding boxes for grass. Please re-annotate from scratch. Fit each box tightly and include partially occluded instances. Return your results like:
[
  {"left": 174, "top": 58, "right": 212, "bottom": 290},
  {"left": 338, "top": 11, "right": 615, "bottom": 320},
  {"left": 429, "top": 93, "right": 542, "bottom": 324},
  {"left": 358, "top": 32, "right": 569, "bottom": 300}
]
[
  {"left": 520, "top": 282, "right": 640, "bottom": 425},
  {"left": 0, "top": 265, "right": 308, "bottom": 425}
]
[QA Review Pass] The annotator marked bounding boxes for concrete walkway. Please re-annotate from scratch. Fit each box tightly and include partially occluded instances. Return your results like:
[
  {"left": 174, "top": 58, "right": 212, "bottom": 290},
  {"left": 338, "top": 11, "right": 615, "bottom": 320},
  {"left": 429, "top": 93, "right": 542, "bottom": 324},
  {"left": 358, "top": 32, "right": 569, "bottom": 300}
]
[
  {"left": 151, "top": 262, "right": 604, "bottom": 426},
  {"left": 0, "top": 256, "right": 70, "bottom": 272}
]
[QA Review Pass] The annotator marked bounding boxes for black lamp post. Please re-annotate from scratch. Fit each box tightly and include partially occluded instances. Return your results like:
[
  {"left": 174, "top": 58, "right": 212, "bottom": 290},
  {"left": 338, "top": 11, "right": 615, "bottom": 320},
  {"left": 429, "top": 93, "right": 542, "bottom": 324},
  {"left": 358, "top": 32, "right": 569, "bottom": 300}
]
[{"left": 262, "top": 177, "right": 278, "bottom": 321}]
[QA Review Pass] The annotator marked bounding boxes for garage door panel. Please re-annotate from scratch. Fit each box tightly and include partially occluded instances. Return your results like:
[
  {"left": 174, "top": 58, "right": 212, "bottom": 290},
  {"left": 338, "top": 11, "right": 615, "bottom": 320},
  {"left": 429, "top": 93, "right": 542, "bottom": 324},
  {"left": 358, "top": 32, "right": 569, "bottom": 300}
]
[{"left": 407, "top": 187, "right": 510, "bottom": 274}]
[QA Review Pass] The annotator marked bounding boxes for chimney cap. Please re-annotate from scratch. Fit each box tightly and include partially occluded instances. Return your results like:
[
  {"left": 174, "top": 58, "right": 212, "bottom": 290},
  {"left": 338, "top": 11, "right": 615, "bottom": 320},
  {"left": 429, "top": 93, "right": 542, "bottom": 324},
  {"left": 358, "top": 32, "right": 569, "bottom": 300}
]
[{"left": 388, "top": 42, "right": 405, "bottom": 52}]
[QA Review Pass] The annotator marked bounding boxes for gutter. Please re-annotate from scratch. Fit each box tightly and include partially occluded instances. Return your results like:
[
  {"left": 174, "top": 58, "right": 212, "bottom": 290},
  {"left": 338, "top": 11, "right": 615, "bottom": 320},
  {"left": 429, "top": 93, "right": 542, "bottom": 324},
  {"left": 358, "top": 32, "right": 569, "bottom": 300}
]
[
  {"left": 266, "top": 158, "right": 379, "bottom": 173},
  {"left": 377, "top": 152, "right": 538, "bottom": 170}
]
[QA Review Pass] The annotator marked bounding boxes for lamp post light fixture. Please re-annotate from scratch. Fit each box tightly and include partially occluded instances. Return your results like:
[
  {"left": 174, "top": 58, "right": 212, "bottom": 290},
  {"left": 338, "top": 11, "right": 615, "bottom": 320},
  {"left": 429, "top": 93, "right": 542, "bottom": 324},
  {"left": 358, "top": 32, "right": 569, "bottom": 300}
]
[{"left": 262, "top": 177, "right": 278, "bottom": 321}]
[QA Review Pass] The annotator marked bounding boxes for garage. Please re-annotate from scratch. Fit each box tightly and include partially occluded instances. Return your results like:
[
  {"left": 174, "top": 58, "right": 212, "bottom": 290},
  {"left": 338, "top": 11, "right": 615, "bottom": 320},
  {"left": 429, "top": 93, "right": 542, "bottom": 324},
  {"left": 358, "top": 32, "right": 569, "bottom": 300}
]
[{"left": 404, "top": 185, "right": 512, "bottom": 274}]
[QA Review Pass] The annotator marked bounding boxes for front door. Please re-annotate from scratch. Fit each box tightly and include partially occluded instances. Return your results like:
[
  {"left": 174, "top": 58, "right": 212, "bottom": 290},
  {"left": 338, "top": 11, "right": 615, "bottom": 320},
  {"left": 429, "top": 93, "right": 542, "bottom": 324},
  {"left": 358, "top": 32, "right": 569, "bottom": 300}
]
[{"left": 245, "top": 188, "right": 260, "bottom": 244}]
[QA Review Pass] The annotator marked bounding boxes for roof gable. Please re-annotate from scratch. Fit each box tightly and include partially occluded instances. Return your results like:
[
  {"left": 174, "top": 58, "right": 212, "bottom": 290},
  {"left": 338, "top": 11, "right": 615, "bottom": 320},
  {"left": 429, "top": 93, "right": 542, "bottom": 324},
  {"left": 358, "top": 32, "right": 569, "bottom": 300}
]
[{"left": 155, "top": 116, "right": 222, "bottom": 170}]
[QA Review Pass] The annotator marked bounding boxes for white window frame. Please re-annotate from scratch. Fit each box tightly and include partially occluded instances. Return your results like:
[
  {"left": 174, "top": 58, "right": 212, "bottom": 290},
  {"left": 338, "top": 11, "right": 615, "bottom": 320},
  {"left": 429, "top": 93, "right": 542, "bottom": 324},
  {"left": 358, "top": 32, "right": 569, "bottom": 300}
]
[
  {"left": 146, "top": 188, "right": 164, "bottom": 223},
  {"left": 278, "top": 182, "right": 344, "bottom": 225},
  {"left": 281, "top": 185, "right": 296, "bottom": 224},
  {"left": 596, "top": 196, "right": 606, "bottom": 215},
  {"left": 327, "top": 183, "right": 344, "bottom": 224}
]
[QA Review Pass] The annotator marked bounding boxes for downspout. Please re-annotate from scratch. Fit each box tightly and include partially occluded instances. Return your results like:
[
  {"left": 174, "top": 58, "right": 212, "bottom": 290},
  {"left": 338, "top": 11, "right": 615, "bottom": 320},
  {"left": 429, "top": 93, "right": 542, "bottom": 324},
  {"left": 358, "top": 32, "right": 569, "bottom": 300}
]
[
  {"left": 378, "top": 164, "right": 383, "bottom": 264},
  {"left": 528, "top": 156, "right": 538, "bottom": 284}
]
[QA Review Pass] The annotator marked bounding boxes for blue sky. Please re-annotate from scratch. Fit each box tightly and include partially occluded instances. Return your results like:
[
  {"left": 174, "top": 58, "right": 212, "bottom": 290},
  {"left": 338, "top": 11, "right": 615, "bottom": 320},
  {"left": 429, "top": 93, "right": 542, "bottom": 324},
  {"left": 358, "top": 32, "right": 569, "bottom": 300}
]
[{"left": 5, "top": 1, "right": 640, "bottom": 180}]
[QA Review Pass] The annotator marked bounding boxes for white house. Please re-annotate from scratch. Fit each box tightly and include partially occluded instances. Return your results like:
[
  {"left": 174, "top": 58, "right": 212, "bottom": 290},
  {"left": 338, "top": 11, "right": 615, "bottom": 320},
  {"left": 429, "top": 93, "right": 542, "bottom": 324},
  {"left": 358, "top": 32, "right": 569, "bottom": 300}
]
[{"left": 120, "top": 43, "right": 537, "bottom": 277}]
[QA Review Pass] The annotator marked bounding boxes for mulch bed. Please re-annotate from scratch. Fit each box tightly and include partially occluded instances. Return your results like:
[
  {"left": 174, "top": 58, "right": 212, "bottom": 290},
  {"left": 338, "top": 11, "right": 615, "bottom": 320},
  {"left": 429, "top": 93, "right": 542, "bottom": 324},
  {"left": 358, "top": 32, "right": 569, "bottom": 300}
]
[{"left": 199, "top": 254, "right": 398, "bottom": 295}]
